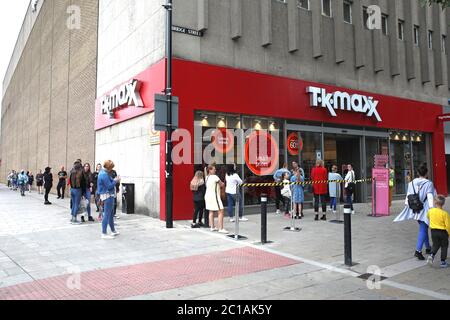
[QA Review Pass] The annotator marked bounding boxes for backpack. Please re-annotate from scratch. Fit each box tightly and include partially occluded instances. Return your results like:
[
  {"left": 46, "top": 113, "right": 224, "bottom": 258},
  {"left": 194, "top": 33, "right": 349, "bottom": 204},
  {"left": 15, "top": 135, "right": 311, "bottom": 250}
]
[{"left": 407, "top": 181, "right": 428, "bottom": 214}]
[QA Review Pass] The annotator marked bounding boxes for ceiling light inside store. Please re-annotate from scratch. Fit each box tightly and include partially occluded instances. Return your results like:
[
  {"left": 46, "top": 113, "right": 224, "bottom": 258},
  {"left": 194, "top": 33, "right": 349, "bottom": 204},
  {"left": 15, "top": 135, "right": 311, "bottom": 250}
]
[
  {"left": 217, "top": 116, "right": 226, "bottom": 128},
  {"left": 269, "top": 122, "right": 276, "bottom": 131},
  {"left": 254, "top": 120, "right": 262, "bottom": 131},
  {"left": 201, "top": 115, "right": 209, "bottom": 127}
]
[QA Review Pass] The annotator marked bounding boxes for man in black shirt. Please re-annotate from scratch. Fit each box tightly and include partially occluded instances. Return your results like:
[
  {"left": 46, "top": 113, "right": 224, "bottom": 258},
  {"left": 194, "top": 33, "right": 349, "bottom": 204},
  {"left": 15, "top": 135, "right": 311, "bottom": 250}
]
[
  {"left": 57, "top": 167, "right": 68, "bottom": 199},
  {"left": 43, "top": 167, "right": 53, "bottom": 205}
]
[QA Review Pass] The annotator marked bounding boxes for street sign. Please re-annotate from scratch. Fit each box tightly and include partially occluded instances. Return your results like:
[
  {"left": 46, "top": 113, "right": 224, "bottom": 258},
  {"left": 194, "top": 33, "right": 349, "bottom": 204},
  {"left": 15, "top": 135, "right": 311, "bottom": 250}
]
[
  {"left": 172, "top": 25, "right": 204, "bottom": 37},
  {"left": 154, "top": 94, "right": 179, "bottom": 132}
]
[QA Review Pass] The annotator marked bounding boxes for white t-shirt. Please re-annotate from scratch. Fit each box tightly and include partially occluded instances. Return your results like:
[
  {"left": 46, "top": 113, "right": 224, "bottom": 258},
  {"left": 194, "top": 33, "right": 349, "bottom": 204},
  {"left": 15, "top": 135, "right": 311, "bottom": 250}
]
[{"left": 225, "top": 173, "right": 243, "bottom": 195}]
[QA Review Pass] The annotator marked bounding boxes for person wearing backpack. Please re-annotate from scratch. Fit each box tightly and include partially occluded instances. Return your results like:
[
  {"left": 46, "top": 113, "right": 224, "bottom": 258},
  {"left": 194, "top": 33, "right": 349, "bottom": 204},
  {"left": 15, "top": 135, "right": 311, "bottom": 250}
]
[
  {"left": 18, "top": 170, "right": 29, "bottom": 197},
  {"left": 394, "top": 163, "right": 436, "bottom": 261}
]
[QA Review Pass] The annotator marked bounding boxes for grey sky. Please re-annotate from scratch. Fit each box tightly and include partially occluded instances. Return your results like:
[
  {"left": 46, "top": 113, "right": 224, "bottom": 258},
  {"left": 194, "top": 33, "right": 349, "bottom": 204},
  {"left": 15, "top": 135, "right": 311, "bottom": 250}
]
[{"left": 0, "top": 0, "right": 31, "bottom": 98}]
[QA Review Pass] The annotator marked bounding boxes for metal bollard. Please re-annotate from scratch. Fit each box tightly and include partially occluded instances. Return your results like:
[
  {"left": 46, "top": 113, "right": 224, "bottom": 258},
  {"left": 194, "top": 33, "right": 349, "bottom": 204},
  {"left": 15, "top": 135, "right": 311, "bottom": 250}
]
[
  {"left": 261, "top": 194, "right": 268, "bottom": 244},
  {"left": 228, "top": 186, "right": 247, "bottom": 241},
  {"left": 344, "top": 204, "right": 353, "bottom": 266}
]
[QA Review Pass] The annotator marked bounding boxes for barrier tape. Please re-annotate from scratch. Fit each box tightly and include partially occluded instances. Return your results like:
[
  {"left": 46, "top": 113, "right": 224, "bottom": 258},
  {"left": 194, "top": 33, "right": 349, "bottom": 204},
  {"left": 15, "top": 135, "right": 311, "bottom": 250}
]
[{"left": 240, "top": 178, "right": 374, "bottom": 188}]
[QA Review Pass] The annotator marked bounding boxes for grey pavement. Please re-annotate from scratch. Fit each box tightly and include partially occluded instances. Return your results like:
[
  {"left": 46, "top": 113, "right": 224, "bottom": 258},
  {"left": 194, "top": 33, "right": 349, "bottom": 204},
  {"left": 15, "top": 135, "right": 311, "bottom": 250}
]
[{"left": 0, "top": 184, "right": 449, "bottom": 300}]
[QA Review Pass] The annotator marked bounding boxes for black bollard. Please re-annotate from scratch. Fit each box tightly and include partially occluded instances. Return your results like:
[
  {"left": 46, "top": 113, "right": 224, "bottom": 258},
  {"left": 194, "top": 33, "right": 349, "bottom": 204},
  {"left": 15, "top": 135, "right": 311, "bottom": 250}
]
[
  {"left": 344, "top": 204, "right": 353, "bottom": 266},
  {"left": 261, "top": 194, "right": 268, "bottom": 244}
]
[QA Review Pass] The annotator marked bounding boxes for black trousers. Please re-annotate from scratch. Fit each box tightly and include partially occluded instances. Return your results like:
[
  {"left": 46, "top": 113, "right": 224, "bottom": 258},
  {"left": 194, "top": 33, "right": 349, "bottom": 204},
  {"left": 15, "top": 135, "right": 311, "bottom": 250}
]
[
  {"left": 44, "top": 186, "right": 52, "bottom": 202},
  {"left": 57, "top": 182, "right": 66, "bottom": 198},
  {"left": 314, "top": 194, "right": 327, "bottom": 214},
  {"left": 193, "top": 200, "right": 206, "bottom": 224},
  {"left": 275, "top": 186, "right": 284, "bottom": 210},
  {"left": 431, "top": 229, "right": 449, "bottom": 261}
]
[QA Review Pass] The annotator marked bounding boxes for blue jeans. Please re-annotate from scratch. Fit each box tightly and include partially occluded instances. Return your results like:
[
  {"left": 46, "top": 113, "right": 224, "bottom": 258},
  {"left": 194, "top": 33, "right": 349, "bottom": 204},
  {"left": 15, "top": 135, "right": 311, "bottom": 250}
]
[
  {"left": 416, "top": 221, "right": 431, "bottom": 252},
  {"left": 71, "top": 188, "right": 82, "bottom": 218},
  {"left": 226, "top": 193, "right": 243, "bottom": 218},
  {"left": 102, "top": 197, "right": 116, "bottom": 234},
  {"left": 346, "top": 194, "right": 354, "bottom": 211},
  {"left": 330, "top": 197, "right": 337, "bottom": 211},
  {"left": 85, "top": 190, "right": 92, "bottom": 218}
]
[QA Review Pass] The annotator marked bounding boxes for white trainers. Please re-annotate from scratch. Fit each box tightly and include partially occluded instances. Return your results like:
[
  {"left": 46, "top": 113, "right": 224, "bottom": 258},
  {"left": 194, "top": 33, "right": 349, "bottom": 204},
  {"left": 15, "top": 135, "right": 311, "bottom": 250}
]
[
  {"left": 351, "top": 211, "right": 355, "bottom": 215},
  {"left": 276, "top": 210, "right": 281, "bottom": 215},
  {"left": 111, "top": 231, "right": 120, "bottom": 237},
  {"left": 101, "top": 234, "right": 115, "bottom": 240},
  {"left": 210, "top": 227, "right": 219, "bottom": 232},
  {"left": 229, "top": 218, "right": 236, "bottom": 223},
  {"left": 239, "top": 217, "right": 249, "bottom": 222},
  {"left": 218, "top": 229, "right": 229, "bottom": 234}
]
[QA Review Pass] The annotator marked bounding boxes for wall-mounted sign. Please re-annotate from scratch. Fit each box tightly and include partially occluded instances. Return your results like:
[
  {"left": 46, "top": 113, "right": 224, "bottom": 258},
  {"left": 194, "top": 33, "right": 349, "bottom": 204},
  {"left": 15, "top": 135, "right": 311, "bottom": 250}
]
[
  {"left": 287, "top": 132, "right": 303, "bottom": 156},
  {"left": 307, "top": 86, "right": 382, "bottom": 122},
  {"left": 245, "top": 131, "right": 279, "bottom": 176},
  {"left": 101, "top": 79, "right": 144, "bottom": 119},
  {"left": 212, "top": 129, "right": 234, "bottom": 154},
  {"left": 172, "top": 25, "right": 204, "bottom": 37}
]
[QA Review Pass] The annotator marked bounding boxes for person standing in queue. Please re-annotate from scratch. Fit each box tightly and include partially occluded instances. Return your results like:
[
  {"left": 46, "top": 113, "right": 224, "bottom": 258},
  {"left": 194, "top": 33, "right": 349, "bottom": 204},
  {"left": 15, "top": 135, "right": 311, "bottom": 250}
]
[
  {"left": 43, "top": 167, "right": 53, "bottom": 205},
  {"left": 311, "top": 160, "right": 328, "bottom": 221},
  {"left": 190, "top": 171, "right": 206, "bottom": 228},
  {"left": 328, "top": 165, "right": 343, "bottom": 215},
  {"left": 98, "top": 160, "right": 121, "bottom": 239},
  {"left": 93, "top": 163, "right": 102, "bottom": 215},
  {"left": 36, "top": 170, "right": 44, "bottom": 195},
  {"left": 389, "top": 166, "right": 395, "bottom": 207},
  {"left": 69, "top": 161, "right": 86, "bottom": 225},
  {"left": 205, "top": 164, "right": 228, "bottom": 234},
  {"left": 110, "top": 168, "right": 120, "bottom": 220},
  {"left": 57, "top": 167, "right": 68, "bottom": 199},
  {"left": 27, "top": 171, "right": 34, "bottom": 193},
  {"left": 344, "top": 164, "right": 356, "bottom": 215},
  {"left": 82, "top": 163, "right": 95, "bottom": 223},
  {"left": 18, "top": 170, "right": 29, "bottom": 197},
  {"left": 225, "top": 164, "right": 247, "bottom": 223},
  {"left": 273, "top": 163, "right": 291, "bottom": 215},
  {"left": 290, "top": 167, "right": 305, "bottom": 219}
]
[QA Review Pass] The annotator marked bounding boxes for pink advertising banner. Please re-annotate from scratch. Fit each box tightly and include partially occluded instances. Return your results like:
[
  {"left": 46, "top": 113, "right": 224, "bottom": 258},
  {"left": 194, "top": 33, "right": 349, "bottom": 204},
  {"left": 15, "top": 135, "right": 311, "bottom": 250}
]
[{"left": 372, "top": 168, "right": 390, "bottom": 216}]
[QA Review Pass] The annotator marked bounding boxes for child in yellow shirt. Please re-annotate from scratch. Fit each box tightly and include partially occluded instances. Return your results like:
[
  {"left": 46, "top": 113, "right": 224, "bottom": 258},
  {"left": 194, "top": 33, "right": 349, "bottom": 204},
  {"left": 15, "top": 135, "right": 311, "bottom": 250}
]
[{"left": 427, "top": 195, "right": 450, "bottom": 268}]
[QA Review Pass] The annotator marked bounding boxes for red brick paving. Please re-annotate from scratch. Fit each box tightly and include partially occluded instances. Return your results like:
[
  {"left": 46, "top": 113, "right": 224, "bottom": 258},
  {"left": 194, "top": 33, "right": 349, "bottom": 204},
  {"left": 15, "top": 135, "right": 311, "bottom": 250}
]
[{"left": 0, "top": 247, "right": 300, "bottom": 300}]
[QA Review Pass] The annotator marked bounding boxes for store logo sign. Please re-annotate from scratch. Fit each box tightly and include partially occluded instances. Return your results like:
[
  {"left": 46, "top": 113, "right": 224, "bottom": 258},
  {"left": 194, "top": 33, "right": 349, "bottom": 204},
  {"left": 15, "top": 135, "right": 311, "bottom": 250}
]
[
  {"left": 307, "top": 86, "right": 382, "bottom": 122},
  {"left": 101, "top": 79, "right": 144, "bottom": 118}
]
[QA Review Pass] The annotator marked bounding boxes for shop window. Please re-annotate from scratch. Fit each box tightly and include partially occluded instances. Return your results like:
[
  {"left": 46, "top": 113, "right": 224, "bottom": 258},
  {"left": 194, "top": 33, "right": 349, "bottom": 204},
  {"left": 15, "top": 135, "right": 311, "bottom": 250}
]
[
  {"left": 343, "top": 1, "right": 352, "bottom": 24},
  {"left": 442, "top": 35, "right": 447, "bottom": 53}
]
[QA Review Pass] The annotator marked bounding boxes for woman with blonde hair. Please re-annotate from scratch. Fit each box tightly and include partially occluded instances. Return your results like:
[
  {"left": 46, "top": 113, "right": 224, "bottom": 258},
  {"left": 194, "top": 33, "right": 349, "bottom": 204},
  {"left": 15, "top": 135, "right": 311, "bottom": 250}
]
[
  {"left": 190, "top": 170, "right": 207, "bottom": 228},
  {"left": 204, "top": 164, "right": 227, "bottom": 233}
]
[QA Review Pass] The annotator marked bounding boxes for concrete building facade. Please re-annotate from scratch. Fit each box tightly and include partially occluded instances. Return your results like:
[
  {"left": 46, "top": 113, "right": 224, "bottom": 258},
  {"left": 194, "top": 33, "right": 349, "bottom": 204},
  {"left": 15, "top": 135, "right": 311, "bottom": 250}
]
[{"left": 1, "top": 0, "right": 98, "bottom": 190}]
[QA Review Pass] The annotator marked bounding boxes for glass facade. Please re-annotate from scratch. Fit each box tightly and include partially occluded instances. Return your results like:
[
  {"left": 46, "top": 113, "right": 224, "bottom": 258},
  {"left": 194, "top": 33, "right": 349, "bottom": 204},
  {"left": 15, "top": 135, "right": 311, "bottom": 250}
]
[{"left": 195, "top": 111, "right": 432, "bottom": 207}]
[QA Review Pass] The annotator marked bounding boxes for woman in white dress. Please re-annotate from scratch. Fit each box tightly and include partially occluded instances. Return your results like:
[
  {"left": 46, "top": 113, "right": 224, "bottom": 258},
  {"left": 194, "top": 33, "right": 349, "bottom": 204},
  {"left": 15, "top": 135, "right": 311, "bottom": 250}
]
[{"left": 205, "top": 164, "right": 228, "bottom": 234}]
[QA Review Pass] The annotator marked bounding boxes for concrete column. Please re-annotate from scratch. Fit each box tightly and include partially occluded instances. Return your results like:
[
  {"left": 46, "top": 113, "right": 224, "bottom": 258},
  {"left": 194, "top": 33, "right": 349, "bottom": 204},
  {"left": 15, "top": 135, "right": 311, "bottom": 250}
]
[
  {"left": 287, "top": 0, "right": 299, "bottom": 52},
  {"left": 404, "top": 0, "right": 416, "bottom": 80},
  {"left": 230, "top": 0, "right": 242, "bottom": 40},
  {"left": 447, "top": 9, "right": 450, "bottom": 89},
  {"left": 388, "top": 0, "right": 399, "bottom": 76},
  {"left": 198, "top": 0, "right": 208, "bottom": 32},
  {"left": 353, "top": 0, "right": 365, "bottom": 68},
  {"left": 432, "top": 3, "right": 443, "bottom": 86},
  {"left": 311, "top": 0, "right": 322, "bottom": 58},
  {"left": 334, "top": 0, "right": 345, "bottom": 63},
  {"left": 261, "top": 0, "right": 272, "bottom": 47},
  {"left": 419, "top": 5, "right": 430, "bottom": 84}
]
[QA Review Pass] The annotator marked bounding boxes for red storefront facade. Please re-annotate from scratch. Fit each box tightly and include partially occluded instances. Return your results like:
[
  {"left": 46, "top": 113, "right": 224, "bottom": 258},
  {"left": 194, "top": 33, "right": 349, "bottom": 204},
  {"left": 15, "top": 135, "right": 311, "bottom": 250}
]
[{"left": 95, "top": 58, "right": 447, "bottom": 221}]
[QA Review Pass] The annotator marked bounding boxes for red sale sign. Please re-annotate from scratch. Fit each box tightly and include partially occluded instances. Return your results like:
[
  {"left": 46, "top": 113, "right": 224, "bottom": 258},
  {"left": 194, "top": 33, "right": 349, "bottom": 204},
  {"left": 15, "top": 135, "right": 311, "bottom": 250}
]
[
  {"left": 245, "top": 131, "right": 279, "bottom": 176},
  {"left": 287, "top": 132, "right": 303, "bottom": 156}
]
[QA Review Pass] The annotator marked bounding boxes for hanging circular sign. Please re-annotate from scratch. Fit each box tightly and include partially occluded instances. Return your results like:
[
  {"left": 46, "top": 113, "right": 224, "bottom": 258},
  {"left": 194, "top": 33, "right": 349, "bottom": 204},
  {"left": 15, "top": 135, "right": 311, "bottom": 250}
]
[
  {"left": 211, "top": 128, "right": 235, "bottom": 154},
  {"left": 245, "top": 131, "right": 279, "bottom": 176},
  {"left": 287, "top": 132, "right": 303, "bottom": 156}
]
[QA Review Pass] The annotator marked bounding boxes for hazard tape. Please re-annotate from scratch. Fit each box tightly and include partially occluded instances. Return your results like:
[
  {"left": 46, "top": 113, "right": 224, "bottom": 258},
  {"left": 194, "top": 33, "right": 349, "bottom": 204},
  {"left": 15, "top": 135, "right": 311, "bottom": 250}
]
[{"left": 240, "top": 178, "right": 374, "bottom": 188}]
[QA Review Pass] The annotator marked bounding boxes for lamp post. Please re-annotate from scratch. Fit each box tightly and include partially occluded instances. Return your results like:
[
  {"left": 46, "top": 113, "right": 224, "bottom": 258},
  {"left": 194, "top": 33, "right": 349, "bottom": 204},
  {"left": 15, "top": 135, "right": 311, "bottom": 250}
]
[{"left": 163, "top": 0, "right": 174, "bottom": 229}]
